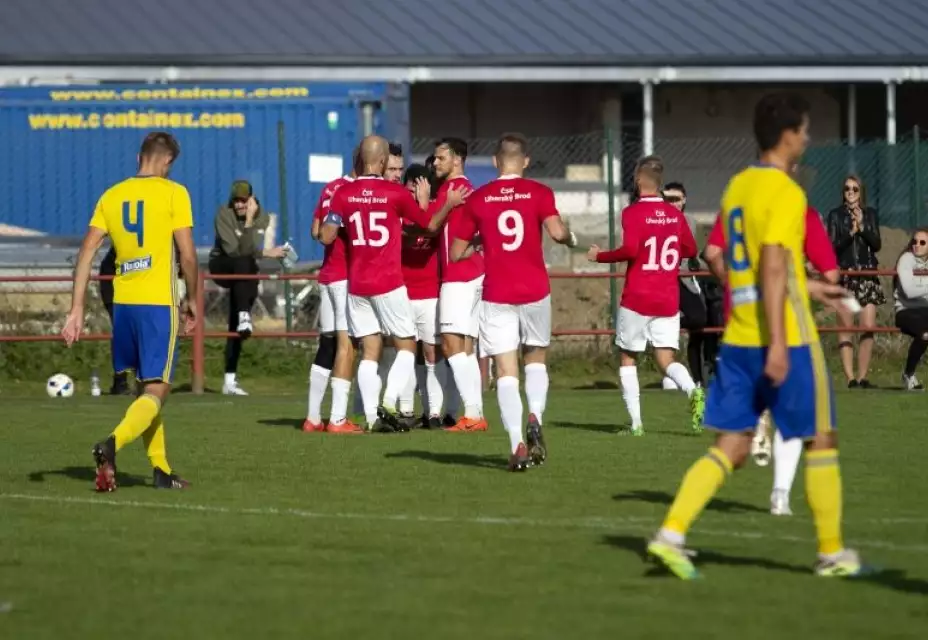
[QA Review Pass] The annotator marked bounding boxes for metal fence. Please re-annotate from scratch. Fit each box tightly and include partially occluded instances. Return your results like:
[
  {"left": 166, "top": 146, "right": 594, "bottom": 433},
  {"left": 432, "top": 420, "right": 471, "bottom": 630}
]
[{"left": 414, "top": 128, "right": 928, "bottom": 229}]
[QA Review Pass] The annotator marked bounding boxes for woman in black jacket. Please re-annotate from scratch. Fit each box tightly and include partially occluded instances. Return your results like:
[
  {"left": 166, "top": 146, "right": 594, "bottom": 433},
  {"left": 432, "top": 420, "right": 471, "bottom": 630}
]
[{"left": 826, "top": 174, "right": 885, "bottom": 388}]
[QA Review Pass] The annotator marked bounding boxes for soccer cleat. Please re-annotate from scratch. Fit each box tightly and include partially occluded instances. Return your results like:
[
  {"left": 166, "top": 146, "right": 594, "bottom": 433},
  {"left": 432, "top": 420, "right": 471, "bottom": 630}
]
[
  {"left": 222, "top": 383, "right": 249, "bottom": 396},
  {"left": 397, "top": 412, "right": 418, "bottom": 432},
  {"left": 751, "top": 434, "right": 771, "bottom": 467},
  {"left": 426, "top": 415, "right": 443, "bottom": 430},
  {"left": 91, "top": 436, "right": 117, "bottom": 493},
  {"left": 326, "top": 420, "right": 364, "bottom": 434},
  {"left": 689, "top": 387, "right": 706, "bottom": 434},
  {"left": 153, "top": 467, "right": 189, "bottom": 489},
  {"left": 647, "top": 537, "right": 700, "bottom": 580},
  {"left": 302, "top": 419, "right": 325, "bottom": 433},
  {"left": 508, "top": 443, "right": 530, "bottom": 472},
  {"left": 370, "top": 416, "right": 397, "bottom": 434},
  {"left": 629, "top": 425, "right": 645, "bottom": 437},
  {"left": 442, "top": 413, "right": 457, "bottom": 428},
  {"left": 526, "top": 414, "right": 547, "bottom": 466},
  {"left": 236, "top": 311, "right": 253, "bottom": 338},
  {"left": 444, "top": 416, "right": 486, "bottom": 432},
  {"left": 815, "top": 549, "right": 865, "bottom": 577},
  {"left": 902, "top": 374, "right": 924, "bottom": 391},
  {"left": 377, "top": 406, "right": 404, "bottom": 432},
  {"left": 770, "top": 489, "right": 793, "bottom": 516}
]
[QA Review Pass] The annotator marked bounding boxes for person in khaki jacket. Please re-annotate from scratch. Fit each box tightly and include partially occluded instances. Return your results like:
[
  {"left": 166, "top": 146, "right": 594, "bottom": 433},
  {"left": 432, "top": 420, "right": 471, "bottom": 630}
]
[{"left": 209, "top": 180, "right": 289, "bottom": 395}]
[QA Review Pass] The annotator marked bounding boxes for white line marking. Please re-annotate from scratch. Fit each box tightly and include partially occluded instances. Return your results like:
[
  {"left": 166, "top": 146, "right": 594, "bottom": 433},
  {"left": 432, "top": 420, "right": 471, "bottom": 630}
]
[{"left": 3, "top": 493, "right": 926, "bottom": 554}]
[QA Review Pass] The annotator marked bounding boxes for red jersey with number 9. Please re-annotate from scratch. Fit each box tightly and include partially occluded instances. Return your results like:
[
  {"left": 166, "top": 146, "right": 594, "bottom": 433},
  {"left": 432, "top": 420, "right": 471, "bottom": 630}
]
[
  {"left": 327, "top": 175, "right": 430, "bottom": 297},
  {"left": 455, "top": 175, "right": 558, "bottom": 305},
  {"left": 596, "top": 196, "right": 697, "bottom": 317}
]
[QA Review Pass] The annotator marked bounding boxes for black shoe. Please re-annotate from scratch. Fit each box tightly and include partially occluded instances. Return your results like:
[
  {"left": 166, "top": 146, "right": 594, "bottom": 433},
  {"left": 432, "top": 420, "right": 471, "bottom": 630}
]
[
  {"left": 370, "top": 418, "right": 396, "bottom": 434},
  {"left": 420, "top": 413, "right": 430, "bottom": 430},
  {"left": 153, "top": 467, "right": 189, "bottom": 489},
  {"left": 92, "top": 436, "right": 117, "bottom": 492},
  {"left": 427, "top": 415, "right": 443, "bottom": 430},
  {"left": 858, "top": 379, "right": 874, "bottom": 389},
  {"left": 376, "top": 406, "right": 404, "bottom": 432},
  {"left": 847, "top": 380, "right": 859, "bottom": 389},
  {"left": 442, "top": 413, "right": 457, "bottom": 428},
  {"left": 526, "top": 414, "right": 547, "bottom": 466},
  {"left": 109, "top": 374, "right": 131, "bottom": 396},
  {"left": 397, "top": 412, "right": 416, "bottom": 432}
]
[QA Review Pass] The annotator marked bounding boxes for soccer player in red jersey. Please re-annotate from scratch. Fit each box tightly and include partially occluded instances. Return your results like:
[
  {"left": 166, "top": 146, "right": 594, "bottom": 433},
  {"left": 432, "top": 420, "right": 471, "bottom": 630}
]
[
  {"left": 432, "top": 138, "right": 488, "bottom": 431},
  {"left": 398, "top": 164, "right": 446, "bottom": 428},
  {"left": 320, "top": 136, "right": 463, "bottom": 432},
  {"left": 705, "top": 204, "right": 839, "bottom": 515},
  {"left": 588, "top": 156, "right": 704, "bottom": 436},
  {"left": 305, "top": 150, "right": 361, "bottom": 434},
  {"left": 452, "top": 133, "right": 578, "bottom": 471}
]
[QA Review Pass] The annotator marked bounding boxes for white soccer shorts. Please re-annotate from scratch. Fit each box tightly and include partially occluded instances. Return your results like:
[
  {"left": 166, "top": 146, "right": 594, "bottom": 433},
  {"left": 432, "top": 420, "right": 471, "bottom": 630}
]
[
  {"left": 347, "top": 286, "right": 416, "bottom": 339},
  {"left": 479, "top": 295, "right": 552, "bottom": 357},
  {"left": 439, "top": 275, "right": 483, "bottom": 338},
  {"left": 318, "top": 280, "right": 348, "bottom": 334},
  {"left": 410, "top": 298, "right": 440, "bottom": 345},
  {"left": 616, "top": 306, "right": 680, "bottom": 352}
]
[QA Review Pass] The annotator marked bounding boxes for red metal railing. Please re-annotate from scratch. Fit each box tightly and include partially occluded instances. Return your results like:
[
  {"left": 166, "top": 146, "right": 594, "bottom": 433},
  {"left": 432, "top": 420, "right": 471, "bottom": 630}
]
[{"left": 0, "top": 269, "right": 919, "bottom": 394}]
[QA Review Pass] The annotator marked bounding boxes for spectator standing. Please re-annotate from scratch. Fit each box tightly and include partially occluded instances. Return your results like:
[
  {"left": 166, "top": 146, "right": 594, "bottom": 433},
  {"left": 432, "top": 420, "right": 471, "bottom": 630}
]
[
  {"left": 893, "top": 228, "right": 928, "bottom": 391},
  {"left": 827, "top": 175, "right": 884, "bottom": 388},
  {"left": 98, "top": 246, "right": 132, "bottom": 395},
  {"left": 209, "top": 180, "right": 289, "bottom": 396}
]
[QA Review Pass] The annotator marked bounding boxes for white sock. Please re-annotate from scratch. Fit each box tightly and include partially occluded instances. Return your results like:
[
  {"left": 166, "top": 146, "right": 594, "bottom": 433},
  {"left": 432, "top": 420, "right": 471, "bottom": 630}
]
[
  {"left": 524, "top": 362, "right": 549, "bottom": 425},
  {"left": 425, "top": 363, "right": 444, "bottom": 416},
  {"left": 448, "top": 352, "right": 480, "bottom": 419},
  {"left": 383, "top": 349, "right": 416, "bottom": 412},
  {"left": 467, "top": 352, "right": 483, "bottom": 415},
  {"left": 357, "top": 359, "right": 382, "bottom": 426},
  {"left": 619, "top": 365, "right": 642, "bottom": 428},
  {"left": 496, "top": 376, "right": 523, "bottom": 453},
  {"left": 329, "top": 377, "right": 351, "bottom": 424},
  {"left": 399, "top": 363, "right": 417, "bottom": 415},
  {"left": 662, "top": 376, "right": 679, "bottom": 390},
  {"left": 415, "top": 364, "right": 428, "bottom": 414},
  {"left": 224, "top": 372, "right": 236, "bottom": 387},
  {"left": 665, "top": 362, "right": 696, "bottom": 396},
  {"left": 306, "top": 364, "right": 331, "bottom": 423},
  {"left": 441, "top": 361, "right": 460, "bottom": 418},
  {"left": 773, "top": 430, "right": 803, "bottom": 495}
]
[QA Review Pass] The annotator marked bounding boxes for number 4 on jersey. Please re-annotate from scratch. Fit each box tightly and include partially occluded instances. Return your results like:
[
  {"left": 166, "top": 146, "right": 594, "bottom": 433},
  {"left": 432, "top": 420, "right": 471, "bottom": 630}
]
[{"left": 122, "top": 200, "right": 145, "bottom": 247}]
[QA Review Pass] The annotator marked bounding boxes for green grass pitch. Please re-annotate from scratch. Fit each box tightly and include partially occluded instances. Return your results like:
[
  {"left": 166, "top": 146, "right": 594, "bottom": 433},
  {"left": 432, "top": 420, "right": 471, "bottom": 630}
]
[{"left": 1, "top": 386, "right": 926, "bottom": 639}]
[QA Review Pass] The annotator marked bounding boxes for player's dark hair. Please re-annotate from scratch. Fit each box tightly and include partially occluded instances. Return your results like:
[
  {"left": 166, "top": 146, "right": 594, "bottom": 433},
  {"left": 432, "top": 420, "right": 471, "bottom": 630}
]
[
  {"left": 663, "top": 181, "right": 685, "bottom": 195},
  {"left": 753, "top": 92, "right": 810, "bottom": 152},
  {"left": 495, "top": 132, "right": 529, "bottom": 158},
  {"left": 842, "top": 174, "right": 867, "bottom": 209},
  {"left": 403, "top": 163, "right": 438, "bottom": 197},
  {"left": 635, "top": 155, "right": 664, "bottom": 187},
  {"left": 389, "top": 142, "right": 403, "bottom": 157},
  {"left": 436, "top": 137, "right": 468, "bottom": 163},
  {"left": 139, "top": 131, "right": 180, "bottom": 162}
]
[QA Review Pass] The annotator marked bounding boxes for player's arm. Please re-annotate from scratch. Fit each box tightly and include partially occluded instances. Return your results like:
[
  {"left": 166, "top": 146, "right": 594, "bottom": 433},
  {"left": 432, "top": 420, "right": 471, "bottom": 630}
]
[
  {"left": 311, "top": 188, "right": 330, "bottom": 240},
  {"left": 679, "top": 217, "right": 698, "bottom": 259},
  {"left": 589, "top": 213, "right": 638, "bottom": 263},
  {"left": 540, "top": 188, "right": 578, "bottom": 247},
  {"left": 805, "top": 211, "right": 840, "bottom": 284},
  {"left": 319, "top": 192, "right": 344, "bottom": 245},
  {"left": 451, "top": 201, "right": 477, "bottom": 262},
  {"left": 170, "top": 186, "right": 200, "bottom": 334},
  {"left": 62, "top": 223, "right": 107, "bottom": 346},
  {"left": 407, "top": 186, "right": 469, "bottom": 232},
  {"left": 703, "top": 213, "right": 726, "bottom": 281}
]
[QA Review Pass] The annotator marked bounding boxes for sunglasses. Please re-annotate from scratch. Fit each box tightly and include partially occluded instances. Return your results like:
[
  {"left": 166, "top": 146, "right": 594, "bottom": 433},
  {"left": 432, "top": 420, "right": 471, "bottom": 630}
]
[
  {"left": 844, "top": 185, "right": 860, "bottom": 193},
  {"left": 915, "top": 239, "right": 928, "bottom": 246}
]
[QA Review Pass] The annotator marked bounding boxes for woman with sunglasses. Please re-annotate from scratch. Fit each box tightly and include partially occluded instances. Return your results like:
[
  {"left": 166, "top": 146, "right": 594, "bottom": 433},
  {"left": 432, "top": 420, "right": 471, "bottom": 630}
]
[
  {"left": 893, "top": 228, "right": 928, "bottom": 391},
  {"left": 826, "top": 175, "right": 884, "bottom": 389}
]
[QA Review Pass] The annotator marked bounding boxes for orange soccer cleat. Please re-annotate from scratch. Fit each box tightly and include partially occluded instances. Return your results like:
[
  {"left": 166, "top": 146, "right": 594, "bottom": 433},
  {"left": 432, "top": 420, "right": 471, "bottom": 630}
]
[
  {"left": 444, "top": 416, "right": 488, "bottom": 432},
  {"left": 302, "top": 419, "right": 326, "bottom": 433},
  {"left": 326, "top": 420, "right": 364, "bottom": 434}
]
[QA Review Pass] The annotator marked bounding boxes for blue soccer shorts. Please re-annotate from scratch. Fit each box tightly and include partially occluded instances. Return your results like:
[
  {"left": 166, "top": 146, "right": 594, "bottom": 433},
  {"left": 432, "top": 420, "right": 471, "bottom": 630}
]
[{"left": 112, "top": 304, "right": 179, "bottom": 383}]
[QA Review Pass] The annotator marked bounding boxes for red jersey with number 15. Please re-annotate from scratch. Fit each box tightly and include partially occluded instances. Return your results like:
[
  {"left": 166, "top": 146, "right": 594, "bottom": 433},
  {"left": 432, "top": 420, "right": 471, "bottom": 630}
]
[
  {"left": 596, "top": 196, "right": 697, "bottom": 317},
  {"left": 327, "top": 176, "right": 431, "bottom": 297},
  {"left": 456, "top": 175, "right": 558, "bottom": 305},
  {"left": 433, "top": 176, "right": 484, "bottom": 283},
  {"left": 312, "top": 175, "right": 353, "bottom": 285}
]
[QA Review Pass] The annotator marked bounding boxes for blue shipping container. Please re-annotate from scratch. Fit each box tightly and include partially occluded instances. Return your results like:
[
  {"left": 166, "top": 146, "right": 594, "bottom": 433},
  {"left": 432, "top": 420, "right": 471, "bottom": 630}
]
[{"left": 0, "top": 82, "right": 410, "bottom": 262}]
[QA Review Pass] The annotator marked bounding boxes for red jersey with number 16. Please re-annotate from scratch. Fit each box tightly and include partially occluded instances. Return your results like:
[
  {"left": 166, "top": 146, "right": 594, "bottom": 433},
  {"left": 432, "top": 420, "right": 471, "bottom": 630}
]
[
  {"left": 596, "top": 196, "right": 697, "bottom": 317},
  {"left": 433, "top": 176, "right": 484, "bottom": 283},
  {"left": 327, "top": 176, "right": 431, "bottom": 297},
  {"left": 456, "top": 175, "right": 558, "bottom": 305},
  {"left": 312, "top": 175, "right": 353, "bottom": 285}
]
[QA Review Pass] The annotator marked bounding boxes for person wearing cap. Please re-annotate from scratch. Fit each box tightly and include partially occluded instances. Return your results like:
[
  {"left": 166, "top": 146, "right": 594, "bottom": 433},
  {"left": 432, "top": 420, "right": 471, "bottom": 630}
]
[{"left": 209, "top": 180, "right": 289, "bottom": 395}]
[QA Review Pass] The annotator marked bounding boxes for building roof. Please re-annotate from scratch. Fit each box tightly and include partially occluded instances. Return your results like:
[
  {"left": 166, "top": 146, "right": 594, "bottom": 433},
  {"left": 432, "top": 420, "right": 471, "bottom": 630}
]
[{"left": 3, "top": 0, "right": 928, "bottom": 67}]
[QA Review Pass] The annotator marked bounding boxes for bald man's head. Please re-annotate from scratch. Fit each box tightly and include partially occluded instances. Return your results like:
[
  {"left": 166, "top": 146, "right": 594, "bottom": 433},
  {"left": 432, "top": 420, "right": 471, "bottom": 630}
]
[{"left": 358, "top": 135, "right": 389, "bottom": 176}]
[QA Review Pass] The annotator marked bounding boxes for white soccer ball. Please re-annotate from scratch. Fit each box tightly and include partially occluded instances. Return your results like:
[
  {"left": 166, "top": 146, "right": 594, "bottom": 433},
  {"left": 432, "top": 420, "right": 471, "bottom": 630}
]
[{"left": 46, "top": 373, "right": 75, "bottom": 398}]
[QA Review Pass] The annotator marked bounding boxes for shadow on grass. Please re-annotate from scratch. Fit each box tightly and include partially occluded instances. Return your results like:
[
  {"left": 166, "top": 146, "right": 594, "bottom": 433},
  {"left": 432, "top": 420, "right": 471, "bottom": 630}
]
[
  {"left": 385, "top": 450, "right": 508, "bottom": 470},
  {"left": 171, "top": 383, "right": 219, "bottom": 394},
  {"left": 612, "top": 489, "right": 768, "bottom": 514},
  {"left": 258, "top": 418, "right": 304, "bottom": 430},
  {"left": 571, "top": 380, "right": 619, "bottom": 391},
  {"left": 555, "top": 420, "right": 621, "bottom": 434},
  {"left": 29, "top": 466, "right": 147, "bottom": 488}
]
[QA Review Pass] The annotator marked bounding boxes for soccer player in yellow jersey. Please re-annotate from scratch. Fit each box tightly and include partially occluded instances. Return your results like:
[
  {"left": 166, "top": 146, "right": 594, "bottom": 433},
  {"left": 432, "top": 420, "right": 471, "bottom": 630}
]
[
  {"left": 62, "top": 132, "right": 199, "bottom": 492},
  {"left": 647, "top": 93, "right": 866, "bottom": 578}
]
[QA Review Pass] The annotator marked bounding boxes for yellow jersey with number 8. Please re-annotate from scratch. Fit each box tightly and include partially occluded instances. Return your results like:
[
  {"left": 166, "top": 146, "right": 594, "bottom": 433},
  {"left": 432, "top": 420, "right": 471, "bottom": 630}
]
[
  {"left": 89, "top": 176, "right": 193, "bottom": 306},
  {"left": 720, "top": 165, "right": 816, "bottom": 347}
]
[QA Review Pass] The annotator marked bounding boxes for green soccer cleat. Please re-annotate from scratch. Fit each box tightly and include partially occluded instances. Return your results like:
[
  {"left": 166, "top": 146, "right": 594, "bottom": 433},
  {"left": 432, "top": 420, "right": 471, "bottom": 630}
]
[
  {"left": 689, "top": 387, "right": 706, "bottom": 434},
  {"left": 647, "top": 538, "right": 700, "bottom": 580},
  {"left": 815, "top": 549, "right": 866, "bottom": 577},
  {"left": 629, "top": 425, "right": 645, "bottom": 437}
]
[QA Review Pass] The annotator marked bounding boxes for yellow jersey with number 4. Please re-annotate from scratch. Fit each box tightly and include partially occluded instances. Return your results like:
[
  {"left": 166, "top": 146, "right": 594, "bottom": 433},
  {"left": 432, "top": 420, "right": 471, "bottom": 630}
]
[
  {"left": 720, "top": 165, "right": 817, "bottom": 347},
  {"left": 89, "top": 176, "right": 193, "bottom": 306}
]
